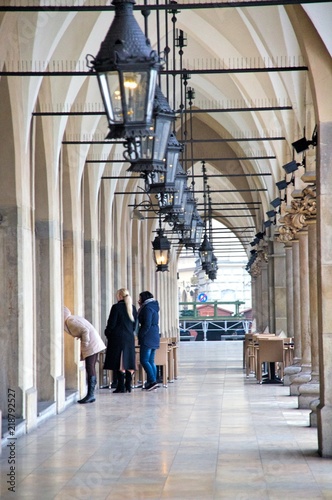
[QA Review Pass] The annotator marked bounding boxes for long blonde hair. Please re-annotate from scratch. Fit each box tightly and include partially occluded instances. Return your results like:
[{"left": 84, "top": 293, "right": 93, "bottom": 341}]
[{"left": 117, "top": 288, "right": 134, "bottom": 322}]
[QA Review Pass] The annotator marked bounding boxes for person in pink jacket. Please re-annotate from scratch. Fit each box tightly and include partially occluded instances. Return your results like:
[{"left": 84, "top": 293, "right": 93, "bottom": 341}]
[{"left": 64, "top": 306, "right": 106, "bottom": 404}]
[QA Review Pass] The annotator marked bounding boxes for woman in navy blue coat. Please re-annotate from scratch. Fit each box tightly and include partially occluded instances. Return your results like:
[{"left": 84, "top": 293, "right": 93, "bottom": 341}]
[
  {"left": 103, "top": 288, "right": 138, "bottom": 393},
  {"left": 138, "top": 291, "right": 160, "bottom": 391}
]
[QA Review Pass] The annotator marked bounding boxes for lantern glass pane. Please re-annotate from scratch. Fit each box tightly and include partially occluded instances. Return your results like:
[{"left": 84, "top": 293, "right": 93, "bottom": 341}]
[
  {"left": 184, "top": 200, "right": 194, "bottom": 226},
  {"left": 146, "top": 171, "right": 165, "bottom": 190},
  {"left": 190, "top": 218, "right": 197, "bottom": 239},
  {"left": 157, "top": 192, "right": 171, "bottom": 209},
  {"left": 153, "top": 249, "right": 169, "bottom": 266},
  {"left": 182, "top": 228, "right": 191, "bottom": 240},
  {"left": 195, "top": 224, "right": 204, "bottom": 245},
  {"left": 146, "top": 69, "right": 158, "bottom": 123},
  {"left": 140, "top": 118, "right": 171, "bottom": 162},
  {"left": 98, "top": 72, "right": 123, "bottom": 124},
  {"left": 123, "top": 71, "right": 148, "bottom": 122},
  {"left": 173, "top": 177, "right": 185, "bottom": 207},
  {"left": 178, "top": 189, "right": 188, "bottom": 216},
  {"left": 168, "top": 148, "right": 180, "bottom": 171},
  {"left": 184, "top": 209, "right": 192, "bottom": 227},
  {"left": 200, "top": 250, "right": 212, "bottom": 265},
  {"left": 165, "top": 151, "right": 178, "bottom": 184},
  {"left": 154, "top": 118, "right": 171, "bottom": 161},
  {"left": 139, "top": 125, "right": 155, "bottom": 159}
]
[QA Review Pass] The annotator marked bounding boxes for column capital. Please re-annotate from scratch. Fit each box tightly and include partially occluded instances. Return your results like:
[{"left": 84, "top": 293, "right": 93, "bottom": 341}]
[
  {"left": 248, "top": 246, "right": 268, "bottom": 278},
  {"left": 276, "top": 184, "right": 316, "bottom": 243}
]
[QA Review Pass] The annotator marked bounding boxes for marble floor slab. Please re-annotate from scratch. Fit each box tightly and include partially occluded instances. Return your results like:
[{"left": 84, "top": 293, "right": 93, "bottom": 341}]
[{"left": 1, "top": 341, "right": 331, "bottom": 499}]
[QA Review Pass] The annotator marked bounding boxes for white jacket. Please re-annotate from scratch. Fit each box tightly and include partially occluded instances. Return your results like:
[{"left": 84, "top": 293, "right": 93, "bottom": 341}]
[{"left": 64, "top": 307, "right": 106, "bottom": 360}]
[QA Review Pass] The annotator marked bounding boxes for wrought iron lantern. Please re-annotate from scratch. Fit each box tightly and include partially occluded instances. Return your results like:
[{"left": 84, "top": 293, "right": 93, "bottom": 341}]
[
  {"left": 152, "top": 224, "right": 171, "bottom": 272},
  {"left": 208, "top": 253, "right": 218, "bottom": 281},
  {"left": 87, "top": 0, "right": 161, "bottom": 146},
  {"left": 179, "top": 207, "right": 203, "bottom": 250},
  {"left": 128, "top": 86, "right": 175, "bottom": 170},
  {"left": 160, "top": 161, "right": 187, "bottom": 221},
  {"left": 198, "top": 160, "right": 213, "bottom": 270},
  {"left": 170, "top": 186, "right": 190, "bottom": 229},
  {"left": 175, "top": 189, "right": 196, "bottom": 245},
  {"left": 183, "top": 189, "right": 195, "bottom": 229},
  {"left": 190, "top": 209, "right": 204, "bottom": 249},
  {"left": 199, "top": 234, "right": 213, "bottom": 271},
  {"left": 146, "top": 132, "right": 183, "bottom": 194}
]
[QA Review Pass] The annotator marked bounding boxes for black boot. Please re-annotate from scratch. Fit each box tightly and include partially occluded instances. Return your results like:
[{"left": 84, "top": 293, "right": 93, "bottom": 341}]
[
  {"left": 113, "top": 371, "right": 125, "bottom": 393},
  {"left": 78, "top": 375, "right": 96, "bottom": 404},
  {"left": 125, "top": 371, "right": 133, "bottom": 393}
]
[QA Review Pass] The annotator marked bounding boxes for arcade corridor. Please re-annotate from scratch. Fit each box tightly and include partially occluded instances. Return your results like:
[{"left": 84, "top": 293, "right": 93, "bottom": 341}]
[{"left": 0, "top": 0, "right": 332, "bottom": 474}]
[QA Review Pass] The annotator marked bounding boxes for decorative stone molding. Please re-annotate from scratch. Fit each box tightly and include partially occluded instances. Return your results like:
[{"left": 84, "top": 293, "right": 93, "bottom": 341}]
[
  {"left": 277, "top": 220, "right": 297, "bottom": 243},
  {"left": 248, "top": 245, "right": 268, "bottom": 278},
  {"left": 250, "top": 259, "right": 261, "bottom": 278},
  {"left": 276, "top": 184, "right": 316, "bottom": 243},
  {"left": 302, "top": 185, "right": 317, "bottom": 219}
]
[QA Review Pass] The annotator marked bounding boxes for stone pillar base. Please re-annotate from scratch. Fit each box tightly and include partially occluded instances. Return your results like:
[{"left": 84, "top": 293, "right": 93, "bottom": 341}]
[
  {"left": 56, "top": 376, "right": 66, "bottom": 413},
  {"left": 298, "top": 382, "right": 320, "bottom": 409},
  {"left": 284, "top": 366, "right": 312, "bottom": 396},
  {"left": 317, "top": 403, "right": 332, "bottom": 458},
  {"left": 289, "top": 372, "right": 312, "bottom": 396},
  {"left": 283, "top": 365, "right": 302, "bottom": 387},
  {"left": 309, "top": 398, "right": 320, "bottom": 428},
  {"left": 25, "top": 387, "right": 38, "bottom": 433}
]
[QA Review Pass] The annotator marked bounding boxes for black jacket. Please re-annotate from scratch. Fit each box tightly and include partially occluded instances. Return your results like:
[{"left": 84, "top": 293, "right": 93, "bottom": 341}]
[
  {"left": 138, "top": 299, "right": 160, "bottom": 349},
  {"left": 103, "top": 300, "right": 138, "bottom": 370}
]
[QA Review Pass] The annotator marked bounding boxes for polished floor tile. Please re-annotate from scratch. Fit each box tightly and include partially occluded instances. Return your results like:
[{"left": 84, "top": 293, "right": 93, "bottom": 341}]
[{"left": 1, "top": 341, "right": 331, "bottom": 499}]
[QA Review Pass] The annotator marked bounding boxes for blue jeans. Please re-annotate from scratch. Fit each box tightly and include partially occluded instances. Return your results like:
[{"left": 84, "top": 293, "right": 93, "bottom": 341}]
[{"left": 140, "top": 346, "right": 157, "bottom": 384}]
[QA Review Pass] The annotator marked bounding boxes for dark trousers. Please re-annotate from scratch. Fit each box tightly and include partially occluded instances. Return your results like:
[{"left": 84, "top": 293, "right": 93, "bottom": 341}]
[{"left": 85, "top": 353, "right": 98, "bottom": 377}]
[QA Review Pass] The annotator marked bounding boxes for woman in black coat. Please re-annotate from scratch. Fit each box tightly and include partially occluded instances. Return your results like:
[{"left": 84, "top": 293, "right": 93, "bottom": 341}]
[{"left": 103, "top": 288, "right": 138, "bottom": 393}]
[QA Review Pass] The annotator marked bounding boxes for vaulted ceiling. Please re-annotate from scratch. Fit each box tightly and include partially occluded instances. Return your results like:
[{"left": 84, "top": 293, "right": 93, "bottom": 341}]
[{"left": 1, "top": 1, "right": 331, "bottom": 260}]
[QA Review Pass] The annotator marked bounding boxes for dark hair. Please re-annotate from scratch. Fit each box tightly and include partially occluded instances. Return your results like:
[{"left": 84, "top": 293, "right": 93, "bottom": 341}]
[{"left": 139, "top": 291, "right": 154, "bottom": 303}]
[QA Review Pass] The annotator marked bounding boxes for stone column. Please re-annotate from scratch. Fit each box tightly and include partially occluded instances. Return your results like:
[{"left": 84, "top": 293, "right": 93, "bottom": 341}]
[
  {"left": 267, "top": 242, "right": 275, "bottom": 332},
  {"left": 254, "top": 273, "right": 263, "bottom": 331},
  {"left": 261, "top": 258, "right": 269, "bottom": 331},
  {"left": 248, "top": 245, "right": 270, "bottom": 333},
  {"left": 99, "top": 186, "right": 109, "bottom": 335},
  {"left": 291, "top": 229, "right": 312, "bottom": 398},
  {"left": 291, "top": 239, "right": 302, "bottom": 365},
  {"left": 298, "top": 229, "right": 311, "bottom": 370},
  {"left": 285, "top": 243, "right": 294, "bottom": 338},
  {"left": 63, "top": 230, "right": 80, "bottom": 391},
  {"left": 35, "top": 221, "right": 52, "bottom": 400},
  {"left": 317, "top": 122, "right": 332, "bottom": 458},
  {"left": 299, "top": 184, "right": 319, "bottom": 414},
  {"left": 308, "top": 219, "right": 319, "bottom": 378},
  {"left": 0, "top": 207, "right": 23, "bottom": 421},
  {"left": 273, "top": 242, "right": 287, "bottom": 334},
  {"left": 299, "top": 219, "right": 320, "bottom": 419},
  {"left": 283, "top": 239, "right": 302, "bottom": 388}
]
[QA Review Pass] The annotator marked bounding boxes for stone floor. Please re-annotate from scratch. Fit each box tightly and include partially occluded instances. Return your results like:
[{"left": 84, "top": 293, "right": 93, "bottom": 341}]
[{"left": 1, "top": 341, "right": 332, "bottom": 499}]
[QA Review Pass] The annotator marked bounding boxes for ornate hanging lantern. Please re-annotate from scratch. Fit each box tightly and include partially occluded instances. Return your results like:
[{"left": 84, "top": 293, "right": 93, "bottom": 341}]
[
  {"left": 128, "top": 86, "right": 175, "bottom": 169},
  {"left": 152, "top": 225, "right": 171, "bottom": 272},
  {"left": 87, "top": 0, "right": 161, "bottom": 146}
]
